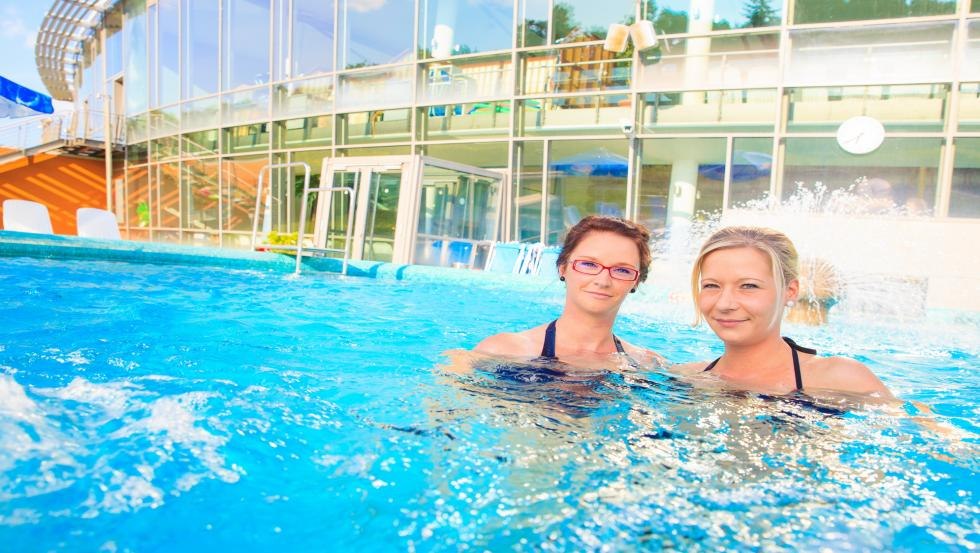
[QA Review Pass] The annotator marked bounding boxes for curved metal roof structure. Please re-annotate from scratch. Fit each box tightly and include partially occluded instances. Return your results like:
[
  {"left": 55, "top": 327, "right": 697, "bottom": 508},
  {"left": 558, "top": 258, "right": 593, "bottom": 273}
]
[{"left": 34, "top": 0, "right": 114, "bottom": 101}]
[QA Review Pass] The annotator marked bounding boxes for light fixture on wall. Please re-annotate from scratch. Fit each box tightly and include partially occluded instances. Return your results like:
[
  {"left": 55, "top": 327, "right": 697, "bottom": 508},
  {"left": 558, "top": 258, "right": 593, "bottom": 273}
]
[{"left": 603, "top": 21, "right": 660, "bottom": 53}]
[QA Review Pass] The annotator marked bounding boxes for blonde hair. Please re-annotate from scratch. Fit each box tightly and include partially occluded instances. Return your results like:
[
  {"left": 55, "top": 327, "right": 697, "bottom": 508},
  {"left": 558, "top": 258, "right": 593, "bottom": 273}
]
[{"left": 690, "top": 226, "right": 799, "bottom": 326}]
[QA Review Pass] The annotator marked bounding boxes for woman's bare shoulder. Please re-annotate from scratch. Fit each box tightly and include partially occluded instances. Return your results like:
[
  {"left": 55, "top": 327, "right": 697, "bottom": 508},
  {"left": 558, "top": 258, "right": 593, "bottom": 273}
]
[
  {"left": 805, "top": 356, "right": 893, "bottom": 398},
  {"left": 670, "top": 361, "right": 709, "bottom": 375},
  {"left": 473, "top": 325, "right": 545, "bottom": 358}
]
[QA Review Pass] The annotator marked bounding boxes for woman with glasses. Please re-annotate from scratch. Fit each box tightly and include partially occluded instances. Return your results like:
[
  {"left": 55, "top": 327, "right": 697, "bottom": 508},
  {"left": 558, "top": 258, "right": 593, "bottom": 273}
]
[{"left": 473, "top": 215, "right": 664, "bottom": 369}]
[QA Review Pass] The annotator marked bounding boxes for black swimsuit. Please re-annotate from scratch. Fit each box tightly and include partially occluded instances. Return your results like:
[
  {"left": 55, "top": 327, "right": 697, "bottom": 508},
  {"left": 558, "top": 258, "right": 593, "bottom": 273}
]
[
  {"left": 539, "top": 320, "right": 631, "bottom": 361},
  {"left": 702, "top": 337, "right": 817, "bottom": 391}
]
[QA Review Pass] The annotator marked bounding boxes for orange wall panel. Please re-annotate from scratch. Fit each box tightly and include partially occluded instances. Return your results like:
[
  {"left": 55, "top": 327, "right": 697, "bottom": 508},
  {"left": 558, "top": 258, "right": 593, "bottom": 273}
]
[{"left": 0, "top": 154, "right": 107, "bottom": 235}]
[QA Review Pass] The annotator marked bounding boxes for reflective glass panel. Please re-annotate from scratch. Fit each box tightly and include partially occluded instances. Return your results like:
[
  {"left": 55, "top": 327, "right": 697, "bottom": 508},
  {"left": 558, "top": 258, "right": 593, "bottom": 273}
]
[
  {"left": 126, "top": 165, "right": 151, "bottom": 231},
  {"left": 182, "top": 0, "right": 219, "bottom": 99},
  {"left": 638, "top": 138, "right": 726, "bottom": 233},
  {"left": 519, "top": 0, "right": 549, "bottom": 47},
  {"left": 951, "top": 138, "right": 980, "bottom": 218},
  {"left": 419, "top": 0, "right": 513, "bottom": 59},
  {"left": 521, "top": 95, "right": 631, "bottom": 136},
  {"left": 151, "top": 135, "right": 180, "bottom": 163},
  {"left": 339, "top": 109, "right": 412, "bottom": 145},
  {"left": 290, "top": 0, "right": 335, "bottom": 78},
  {"left": 223, "top": 124, "right": 271, "bottom": 154},
  {"left": 222, "top": 86, "right": 272, "bottom": 125},
  {"left": 124, "top": 0, "right": 148, "bottom": 115},
  {"left": 636, "top": 32, "right": 779, "bottom": 91},
  {"left": 547, "top": 139, "right": 629, "bottom": 244},
  {"left": 222, "top": 154, "right": 269, "bottom": 231},
  {"left": 642, "top": 89, "right": 777, "bottom": 133},
  {"left": 337, "top": 146, "right": 412, "bottom": 156},
  {"left": 274, "top": 77, "right": 335, "bottom": 120},
  {"left": 786, "top": 22, "right": 955, "bottom": 87},
  {"left": 182, "top": 157, "right": 221, "bottom": 230},
  {"left": 148, "top": 4, "right": 157, "bottom": 108},
  {"left": 966, "top": 21, "right": 980, "bottom": 81},
  {"left": 156, "top": 163, "right": 181, "bottom": 228},
  {"left": 415, "top": 166, "right": 501, "bottom": 266},
  {"left": 522, "top": 45, "right": 630, "bottom": 95},
  {"left": 643, "top": 0, "right": 781, "bottom": 33},
  {"left": 158, "top": 0, "right": 180, "bottom": 105},
  {"left": 783, "top": 138, "right": 939, "bottom": 215},
  {"left": 337, "top": 66, "right": 414, "bottom": 111},
  {"left": 794, "top": 0, "right": 955, "bottom": 24},
  {"left": 420, "top": 55, "right": 514, "bottom": 105},
  {"left": 223, "top": 0, "right": 271, "bottom": 90},
  {"left": 105, "top": 10, "right": 123, "bottom": 77},
  {"left": 423, "top": 142, "right": 508, "bottom": 168},
  {"left": 183, "top": 129, "right": 220, "bottom": 157},
  {"left": 729, "top": 137, "right": 773, "bottom": 209},
  {"left": 181, "top": 97, "right": 220, "bottom": 132},
  {"left": 148, "top": 106, "right": 179, "bottom": 140},
  {"left": 788, "top": 84, "right": 948, "bottom": 133},
  {"left": 127, "top": 114, "right": 148, "bottom": 144},
  {"left": 274, "top": 116, "right": 333, "bottom": 149},
  {"left": 959, "top": 83, "right": 980, "bottom": 131},
  {"left": 514, "top": 141, "right": 545, "bottom": 242},
  {"left": 127, "top": 142, "right": 149, "bottom": 165},
  {"left": 420, "top": 102, "right": 510, "bottom": 141},
  {"left": 338, "top": 0, "right": 414, "bottom": 69},
  {"left": 552, "top": 0, "right": 634, "bottom": 43}
]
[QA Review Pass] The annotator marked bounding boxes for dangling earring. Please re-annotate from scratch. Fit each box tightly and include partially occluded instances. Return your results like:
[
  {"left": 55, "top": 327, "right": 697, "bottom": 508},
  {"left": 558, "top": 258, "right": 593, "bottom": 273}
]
[
  {"left": 630, "top": 288, "right": 636, "bottom": 293},
  {"left": 559, "top": 276, "right": 565, "bottom": 282},
  {"left": 786, "top": 300, "right": 795, "bottom": 307}
]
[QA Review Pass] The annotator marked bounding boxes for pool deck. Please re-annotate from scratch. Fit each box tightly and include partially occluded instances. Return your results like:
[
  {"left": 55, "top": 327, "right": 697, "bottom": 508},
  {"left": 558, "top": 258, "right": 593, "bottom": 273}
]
[{"left": 0, "top": 230, "right": 554, "bottom": 289}]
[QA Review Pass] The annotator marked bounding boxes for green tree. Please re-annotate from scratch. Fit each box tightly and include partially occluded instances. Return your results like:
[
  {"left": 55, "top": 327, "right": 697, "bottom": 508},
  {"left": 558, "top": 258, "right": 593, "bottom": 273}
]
[{"left": 741, "top": 0, "right": 779, "bottom": 28}]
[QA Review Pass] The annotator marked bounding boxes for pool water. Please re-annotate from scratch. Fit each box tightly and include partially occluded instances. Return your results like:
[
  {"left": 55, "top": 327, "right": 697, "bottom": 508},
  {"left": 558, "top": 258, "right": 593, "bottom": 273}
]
[{"left": 0, "top": 257, "right": 977, "bottom": 551}]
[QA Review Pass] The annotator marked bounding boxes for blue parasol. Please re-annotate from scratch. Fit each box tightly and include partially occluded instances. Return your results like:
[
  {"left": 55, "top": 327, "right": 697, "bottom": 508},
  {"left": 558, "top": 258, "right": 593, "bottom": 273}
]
[
  {"left": 0, "top": 75, "right": 55, "bottom": 118},
  {"left": 699, "top": 151, "right": 772, "bottom": 182},
  {"left": 550, "top": 147, "right": 629, "bottom": 177}
]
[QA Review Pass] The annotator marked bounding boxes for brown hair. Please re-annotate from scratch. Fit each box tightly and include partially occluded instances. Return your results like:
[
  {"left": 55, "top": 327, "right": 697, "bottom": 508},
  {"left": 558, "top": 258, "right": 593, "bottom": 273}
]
[
  {"left": 690, "top": 226, "right": 799, "bottom": 325},
  {"left": 556, "top": 215, "right": 653, "bottom": 282}
]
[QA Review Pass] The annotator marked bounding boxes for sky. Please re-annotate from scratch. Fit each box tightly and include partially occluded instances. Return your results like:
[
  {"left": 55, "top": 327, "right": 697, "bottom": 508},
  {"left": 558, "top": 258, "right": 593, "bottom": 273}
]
[{"left": 1, "top": 2, "right": 49, "bottom": 93}]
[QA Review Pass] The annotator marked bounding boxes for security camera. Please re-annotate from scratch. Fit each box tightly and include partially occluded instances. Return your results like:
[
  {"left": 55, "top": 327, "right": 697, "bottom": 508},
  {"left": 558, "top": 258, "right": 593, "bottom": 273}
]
[{"left": 619, "top": 119, "right": 635, "bottom": 136}]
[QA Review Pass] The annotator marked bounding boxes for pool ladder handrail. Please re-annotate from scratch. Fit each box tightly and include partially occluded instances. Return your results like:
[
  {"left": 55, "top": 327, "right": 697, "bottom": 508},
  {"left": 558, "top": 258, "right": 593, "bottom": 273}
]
[{"left": 250, "top": 162, "right": 357, "bottom": 275}]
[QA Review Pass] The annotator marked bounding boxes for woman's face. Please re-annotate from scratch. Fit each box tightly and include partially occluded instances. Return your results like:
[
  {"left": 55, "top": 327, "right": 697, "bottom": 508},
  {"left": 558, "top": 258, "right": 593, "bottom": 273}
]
[
  {"left": 698, "top": 247, "right": 797, "bottom": 346},
  {"left": 559, "top": 231, "right": 641, "bottom": 317}
]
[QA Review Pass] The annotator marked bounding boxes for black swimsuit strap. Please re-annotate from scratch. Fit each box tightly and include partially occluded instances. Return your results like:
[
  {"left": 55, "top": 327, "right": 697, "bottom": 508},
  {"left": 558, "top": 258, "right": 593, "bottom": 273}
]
[
  {"left": 702, "top": 337, "right": 816, "bottom": 391},
  {"left": 540, "top": 320, "right": 629, "bottom": 360}
]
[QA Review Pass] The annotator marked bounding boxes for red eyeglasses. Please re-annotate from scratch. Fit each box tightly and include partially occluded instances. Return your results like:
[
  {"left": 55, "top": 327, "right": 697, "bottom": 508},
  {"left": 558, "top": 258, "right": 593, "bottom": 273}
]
[{"left": 570, "top": 259, "right": 639, "bottom": 281}]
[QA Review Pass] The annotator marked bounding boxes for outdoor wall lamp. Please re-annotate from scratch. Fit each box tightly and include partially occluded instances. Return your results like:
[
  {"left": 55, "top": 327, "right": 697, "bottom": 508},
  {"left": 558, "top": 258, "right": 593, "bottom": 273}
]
[{"left": 603, "top": 20, "right": 659, "bottom": 53}]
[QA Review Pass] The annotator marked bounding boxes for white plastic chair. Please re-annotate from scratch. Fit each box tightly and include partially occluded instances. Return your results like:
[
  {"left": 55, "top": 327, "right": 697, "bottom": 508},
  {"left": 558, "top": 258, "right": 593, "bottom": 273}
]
[
  {"left": 76, "top": 207, "right": 121, "bottom": 240},
  {"left": 2, "top": 199, "right": 53, "bottom": 234}
]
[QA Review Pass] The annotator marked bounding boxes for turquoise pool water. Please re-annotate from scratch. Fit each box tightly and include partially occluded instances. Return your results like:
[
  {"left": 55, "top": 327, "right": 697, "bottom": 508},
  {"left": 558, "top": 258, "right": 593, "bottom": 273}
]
[{"left": 0, "top": 256, "right": 977, "bottom": 551}]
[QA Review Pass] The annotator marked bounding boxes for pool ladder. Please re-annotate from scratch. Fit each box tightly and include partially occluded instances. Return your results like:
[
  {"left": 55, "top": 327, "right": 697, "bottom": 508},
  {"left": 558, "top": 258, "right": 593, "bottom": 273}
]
[{"left": 250, "top": 162, "right": 357, "bottom": 275}]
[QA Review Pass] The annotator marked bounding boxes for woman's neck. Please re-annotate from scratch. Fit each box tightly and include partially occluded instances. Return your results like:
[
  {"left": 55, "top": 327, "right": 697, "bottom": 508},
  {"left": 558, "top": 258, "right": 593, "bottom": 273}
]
[
  {"left": 555, "top": 308, "right": 618, "bottom": 354},
  {"left": 716, "top": 333, "right": 790, "bottom": 377}
]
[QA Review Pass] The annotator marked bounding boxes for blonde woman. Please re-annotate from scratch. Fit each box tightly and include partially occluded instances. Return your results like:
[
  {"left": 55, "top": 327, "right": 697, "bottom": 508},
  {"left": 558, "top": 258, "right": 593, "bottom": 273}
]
[{"left": 674, "top": 226, "right": 892, "bottom": 398}]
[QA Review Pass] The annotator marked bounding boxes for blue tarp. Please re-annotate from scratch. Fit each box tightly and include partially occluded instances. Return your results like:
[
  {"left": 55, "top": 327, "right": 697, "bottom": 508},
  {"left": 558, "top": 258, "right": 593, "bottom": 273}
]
[{"left": 0, "top": 75, "right": 54, "bottom": 118}]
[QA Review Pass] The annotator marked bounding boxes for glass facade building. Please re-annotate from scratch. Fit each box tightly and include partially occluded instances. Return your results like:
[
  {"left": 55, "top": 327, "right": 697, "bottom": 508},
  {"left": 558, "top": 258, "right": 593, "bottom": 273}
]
[{"left": 60, "top": 0, "right": 980, "bottom": 266}]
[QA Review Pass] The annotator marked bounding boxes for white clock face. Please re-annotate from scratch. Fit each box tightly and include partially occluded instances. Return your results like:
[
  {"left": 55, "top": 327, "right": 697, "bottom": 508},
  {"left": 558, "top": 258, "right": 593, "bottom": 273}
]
[{"left": 836, "top": 116, "right": 885, "bottom": 155}]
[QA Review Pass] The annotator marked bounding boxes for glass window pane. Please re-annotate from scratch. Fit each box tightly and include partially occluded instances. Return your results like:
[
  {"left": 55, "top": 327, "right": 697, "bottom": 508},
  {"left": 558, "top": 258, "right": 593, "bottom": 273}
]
[
  {"left": 644, "top": 0, "right": 781, "bottom": 32},
  {"left": 782, "top": 138, "right": 939, "bottom": 215},
  {"left": 423, "top": 142, "right": 508, "bottom": 168},
  {"left": 182, "top": 130, "right": 220, "bottom": 157},
  {"left": 794, "top": 0, "right": 955, "bottom": 24},
  {"left": 148, "top": 4, "right": 158, "bottom": 108},
  {"left": 338, "top": 0, "right": 414, "bottom": 69},
  {"left": 182, "top": 97, "right": 220, "bottom": 132},
  {"left": 415, "top": 166, "right": 502, "bottom": 266},
  {"left": 636, "top": 32, "right": 779, "bottom": 91},
  {"left": 105, "top": 9, "right": 123, "bottom": 77},
  {"left": 182, "top": 0, "right": 219, "bottom": 99},
  {"left": 339, "top": 109, "right": 411, "bottom": 145},
  {"left": 274, "top": 116, "right": 333, "bottom": 149},
  {"left": 156, "top": 163, "right": 181, "bottom": 228},
  {"left": 222, "top": 86, "right": 272, "bottom": 125},
  {"left": 788, "top": 84, "right": 948, "bottom": 133},
  {"left": 420, "top": 55, "right": 514, "bottom": 105},
  {"left": 151, "top": 135, "right": 180, "bottom": 163},
  {"left": 951, "top": 138, "right": 980, "bottom": 218},
  {"left": 127, "top": 114, "right": 148, "bottom": 144},
  {"left": 127, "top": 141, "right": 149, "bottom": 164},
  {"left": 290, "top": 0, "right": 335, "bottom": 78},
  {"left": 786, "top": 22, "right": 955, "bottom": 87},
  {"left": 274, "top": 76, "right": 335, "bottom": 120},
  {"left": 521, "top": 95, "right": 631, "bottom": 136},
  {"left": 419, "top": 0, "right": 513, "bottom": 59},
  {"left": 149, "top": 107, "right": 179, "bottom": 140},
  {"left": 337, "top": 65, "right": 414, "bottom": 111},
  {"left": 965, "top": 21, "right": 980, "bottom": 81},
  {"left": 182, "top": 158, "right": 220, "bottom": 230},
  {"left": 126, "top": 166, "right": 151, "bottom": 231},
  {"left": 552, "top": 0, "right": 634, "bottom": 43},
  {"left": 522, "top": 45, "right": 630, "bottom": 95},
  {"left": 159, "top": 0, "right": 180, "bottom": 105},
  {"left": 337, "top": 146, "right": 411, "bottom": 157},
  {"left": 420, "top": 102, "right": 510, "bottom": 141},
  {"left": 514, "top": 141, "right": 544, "bottom": 242},
  {"left": 519, "top": 0, "right": 549, "bottom": 47},
  {"left": 222, "top": 123, "right": 271, "bottom": 154},
  {"left": 642, "top": 89, "right": 777, "bottom": 133},
  {"left": 959, "top": 83, "right": 980, "bottom": 131},
  {"left": 638, "top": 138, "right": 726, "bottom": 233},
  {"left": 547, "top": 139, "right": 629, "bottom": 244},
  {"left": 223, "top": 0, "right": 271, "bottom": 90},
  {"left": 729, "top": 137, "right": 773, "bottom": 209},
  {"left": 124, "top": 0, "right": 148, "bottom": 115},
  {"left": 222, "top": 154, "right": 269, "bottom": 231}
]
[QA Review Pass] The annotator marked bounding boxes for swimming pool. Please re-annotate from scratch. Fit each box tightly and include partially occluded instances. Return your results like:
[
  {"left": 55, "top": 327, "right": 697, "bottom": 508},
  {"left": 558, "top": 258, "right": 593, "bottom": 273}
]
[{"left": 0, "top": 252, "right": 977, "bottom": 551}]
